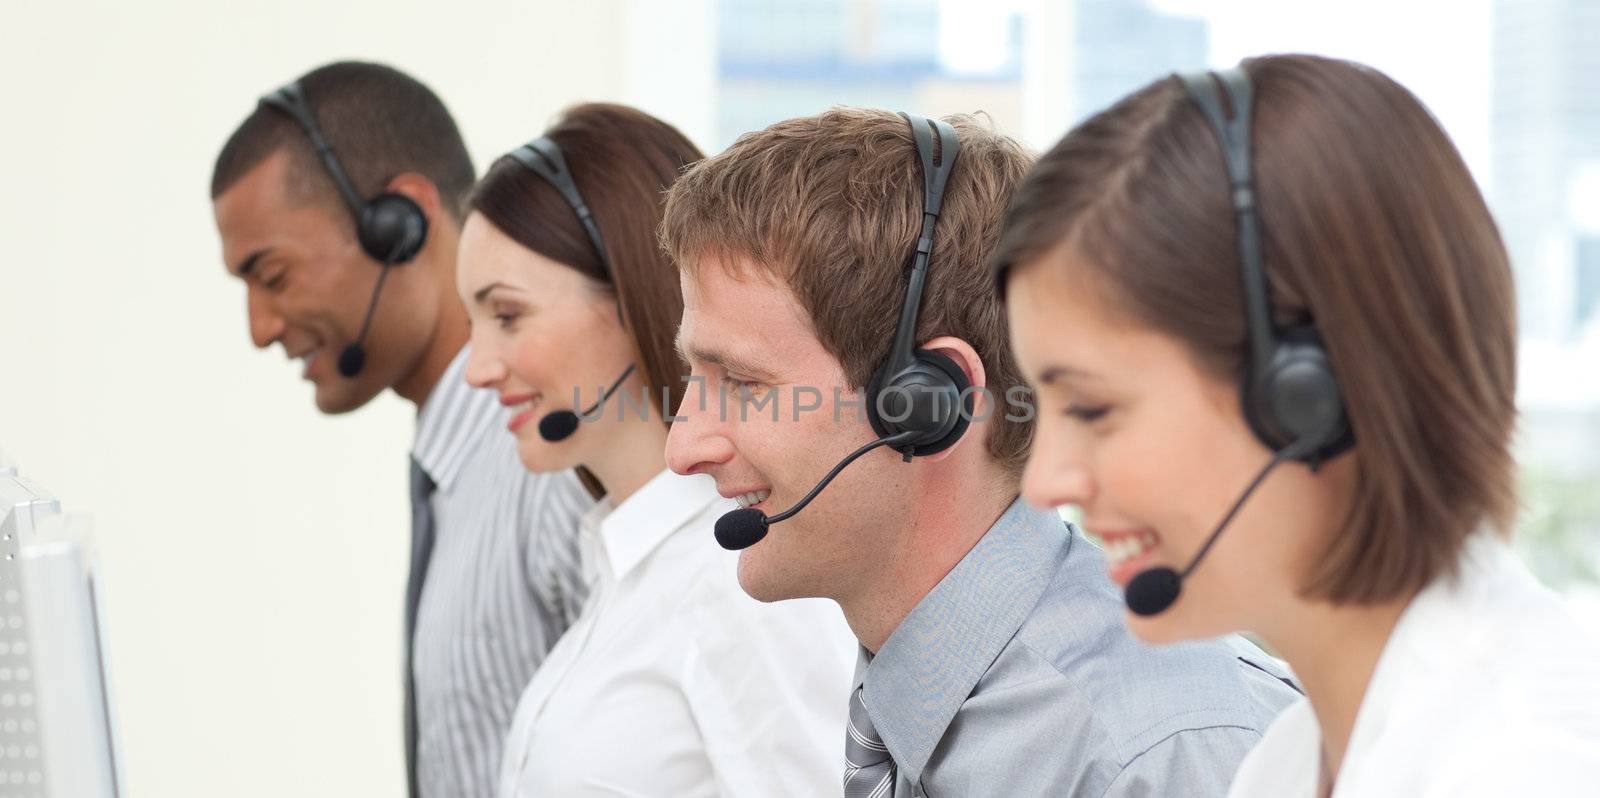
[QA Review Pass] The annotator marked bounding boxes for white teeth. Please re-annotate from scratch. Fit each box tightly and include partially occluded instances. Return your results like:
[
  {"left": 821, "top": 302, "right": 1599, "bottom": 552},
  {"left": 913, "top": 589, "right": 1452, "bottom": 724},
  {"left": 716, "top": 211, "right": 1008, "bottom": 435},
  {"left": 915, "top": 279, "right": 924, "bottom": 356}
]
[
  {"left": 734, "top": 490, "right": 771, "bottom": 509},
  {"left": 1104, "top": 534, "right": 1158, "bottom": 568}
]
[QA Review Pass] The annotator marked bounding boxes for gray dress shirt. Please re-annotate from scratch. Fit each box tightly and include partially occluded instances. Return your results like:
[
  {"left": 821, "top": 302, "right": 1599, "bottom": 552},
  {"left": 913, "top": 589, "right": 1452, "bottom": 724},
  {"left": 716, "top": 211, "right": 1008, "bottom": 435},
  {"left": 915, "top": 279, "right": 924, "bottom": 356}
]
[
  {"left": 409, "top": 348, "right": 593, "bottom": 798},
  {"left": 855, "top": 498, "right": 1299, "bottom": 797}
]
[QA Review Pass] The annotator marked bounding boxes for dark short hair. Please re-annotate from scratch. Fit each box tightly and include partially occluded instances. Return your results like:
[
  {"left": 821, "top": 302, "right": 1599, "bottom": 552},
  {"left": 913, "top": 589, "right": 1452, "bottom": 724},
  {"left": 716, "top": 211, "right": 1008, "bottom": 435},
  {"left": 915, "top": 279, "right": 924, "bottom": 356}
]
[
  {"left": 993, "top": 54, "right": 1519, "bottom": 604},
  {"left": 211, "top": 61, "right": 475, "bottom": 220}
]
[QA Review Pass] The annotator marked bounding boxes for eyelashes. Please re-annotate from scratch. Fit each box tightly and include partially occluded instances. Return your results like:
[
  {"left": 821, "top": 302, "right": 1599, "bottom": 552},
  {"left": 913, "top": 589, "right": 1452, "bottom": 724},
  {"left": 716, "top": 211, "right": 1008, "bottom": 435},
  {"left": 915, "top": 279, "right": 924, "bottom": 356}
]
[
  {"left": 1064, "top": 404, "right": 1110, "bottom": 423},
  {"left": 490, "top": 303, "right": 528, "bottom": 331},
  {"left": 719, "top": 375, "right": 760, "bottom": 395}
]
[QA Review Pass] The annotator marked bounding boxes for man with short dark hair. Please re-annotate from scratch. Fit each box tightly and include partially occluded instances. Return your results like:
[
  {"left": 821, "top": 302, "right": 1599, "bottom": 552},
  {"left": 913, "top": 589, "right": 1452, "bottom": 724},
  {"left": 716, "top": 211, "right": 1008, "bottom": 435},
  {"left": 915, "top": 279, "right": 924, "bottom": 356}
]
[
  {"left": 662, "top": 108, "right": 1299, "bottom": 796},
  {"left": 211, "top": 61, "right": 590, "bottom": 798}
]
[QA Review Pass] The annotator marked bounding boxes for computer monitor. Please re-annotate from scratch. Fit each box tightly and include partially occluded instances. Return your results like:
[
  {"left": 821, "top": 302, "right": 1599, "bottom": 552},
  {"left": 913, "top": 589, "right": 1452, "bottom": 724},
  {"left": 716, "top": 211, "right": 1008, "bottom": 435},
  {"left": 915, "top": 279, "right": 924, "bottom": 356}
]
[{"left": 1, "top": 469, "right": 123, "bottom": 798}]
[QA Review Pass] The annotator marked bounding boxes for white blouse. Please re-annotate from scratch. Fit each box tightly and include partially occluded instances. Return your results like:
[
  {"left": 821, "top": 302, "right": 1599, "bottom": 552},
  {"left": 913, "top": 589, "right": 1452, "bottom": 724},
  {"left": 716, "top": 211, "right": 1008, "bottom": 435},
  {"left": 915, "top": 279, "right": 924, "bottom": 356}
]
[
  {"left": 1228, "top": 534, "right": 1600, "bottom": 797},
  {"left": 497, "top": 468, "right": 856, "bottom": 797}
]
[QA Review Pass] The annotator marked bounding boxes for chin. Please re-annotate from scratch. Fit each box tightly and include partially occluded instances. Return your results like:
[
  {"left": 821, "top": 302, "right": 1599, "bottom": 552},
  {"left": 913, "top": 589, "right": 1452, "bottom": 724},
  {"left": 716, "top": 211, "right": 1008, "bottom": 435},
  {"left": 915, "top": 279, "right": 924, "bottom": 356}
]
[
  {"left": 314, "top": 383, "right": 379, "bottom": 415},
  {"left": 735, "top": 547, "right": 804, "bottom": 603},
  {"left": 514, "top": 435, "right": 579, "bottom": 475}
]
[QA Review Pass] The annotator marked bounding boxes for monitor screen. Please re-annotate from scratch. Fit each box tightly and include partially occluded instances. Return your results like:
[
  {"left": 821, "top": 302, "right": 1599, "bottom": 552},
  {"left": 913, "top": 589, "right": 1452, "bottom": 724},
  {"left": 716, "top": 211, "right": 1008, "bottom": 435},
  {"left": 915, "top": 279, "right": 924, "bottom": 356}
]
[{"left": 1, "top": 473, "right": 123, "bottom": 798}]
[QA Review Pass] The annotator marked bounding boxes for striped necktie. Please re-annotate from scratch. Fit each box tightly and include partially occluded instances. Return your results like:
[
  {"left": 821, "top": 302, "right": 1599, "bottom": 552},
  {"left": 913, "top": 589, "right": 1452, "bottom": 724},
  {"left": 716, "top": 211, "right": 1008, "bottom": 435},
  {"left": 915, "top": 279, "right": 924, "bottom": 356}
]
[
  {"left": 405, "top": 456, "right": 438, "bottom": 798},
  {"left": 844, "top": 684, "right": 897, "bottom": 797}
]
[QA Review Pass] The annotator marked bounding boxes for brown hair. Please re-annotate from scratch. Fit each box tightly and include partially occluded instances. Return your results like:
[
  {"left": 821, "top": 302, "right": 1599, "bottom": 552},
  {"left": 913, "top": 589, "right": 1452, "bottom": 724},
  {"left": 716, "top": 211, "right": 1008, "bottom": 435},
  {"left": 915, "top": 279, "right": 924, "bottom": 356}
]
[
  {"left": 993, "top": 54, "right": 1518, "bottom": 603},
  {"left": 469, "top": 104, "right": 704, "bottom": 495},
  {"left": 212, "top": 61, "right": 475, "bottom": 220},
  {"left": 661, "top": 108, "right": 1036, "bottom": 476}
]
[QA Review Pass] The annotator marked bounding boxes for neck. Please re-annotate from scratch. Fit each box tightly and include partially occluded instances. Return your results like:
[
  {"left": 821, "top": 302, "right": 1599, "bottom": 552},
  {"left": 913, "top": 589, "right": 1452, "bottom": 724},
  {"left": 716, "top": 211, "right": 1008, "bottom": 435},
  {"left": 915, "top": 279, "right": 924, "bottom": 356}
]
[
  {"left": 583, "top": 405, "right": 671, "bottom": 508},
  {"left": 396, "top": 229, "right": 469, "bottom": 408},
  {"left": 843, "top": 458, "right": 1017, "bottom": 653},
  {"left": 1259, "top": 591, "right": 1416, "bottom": 784}
]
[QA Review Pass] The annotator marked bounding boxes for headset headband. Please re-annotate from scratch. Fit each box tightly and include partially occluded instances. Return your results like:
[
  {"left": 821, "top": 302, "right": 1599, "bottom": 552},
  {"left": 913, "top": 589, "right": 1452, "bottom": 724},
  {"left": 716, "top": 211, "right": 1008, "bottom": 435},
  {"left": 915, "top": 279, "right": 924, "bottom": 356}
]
[
  {"left": 1176, "top": 68, "right": 1276, "bottom": 382},
  {"left": 259, "top": 82, "right": 368, "bottom": 224},
  {"left": 508, "top": 137, "right": 614, "bottom": 281}
]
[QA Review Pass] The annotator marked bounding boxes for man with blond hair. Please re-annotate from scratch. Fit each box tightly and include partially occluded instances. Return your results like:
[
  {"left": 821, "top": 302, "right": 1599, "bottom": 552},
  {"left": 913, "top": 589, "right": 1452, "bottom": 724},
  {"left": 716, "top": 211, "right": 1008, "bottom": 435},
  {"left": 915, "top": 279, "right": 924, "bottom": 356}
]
[{"left": 660, "top": 108, "right": 1298, "bottom": 796}]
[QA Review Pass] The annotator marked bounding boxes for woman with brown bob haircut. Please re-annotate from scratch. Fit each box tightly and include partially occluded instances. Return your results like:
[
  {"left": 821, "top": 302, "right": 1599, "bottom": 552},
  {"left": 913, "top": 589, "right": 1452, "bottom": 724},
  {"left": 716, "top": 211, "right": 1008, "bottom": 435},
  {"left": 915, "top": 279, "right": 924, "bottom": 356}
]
[
  {"left": 455, "top": 103, "right": 853, "bottom": 797},
  {"left": 995, "top": 55, "right": 1600, "bottom": 796}
]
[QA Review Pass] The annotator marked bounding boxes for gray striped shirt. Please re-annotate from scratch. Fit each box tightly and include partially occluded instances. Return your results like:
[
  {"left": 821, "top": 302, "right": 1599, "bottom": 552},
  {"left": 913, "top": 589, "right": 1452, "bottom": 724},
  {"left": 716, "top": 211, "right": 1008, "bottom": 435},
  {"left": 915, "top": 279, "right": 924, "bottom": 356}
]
[{"left": 410, "top": 348, "right": 592, "bottom": 798}]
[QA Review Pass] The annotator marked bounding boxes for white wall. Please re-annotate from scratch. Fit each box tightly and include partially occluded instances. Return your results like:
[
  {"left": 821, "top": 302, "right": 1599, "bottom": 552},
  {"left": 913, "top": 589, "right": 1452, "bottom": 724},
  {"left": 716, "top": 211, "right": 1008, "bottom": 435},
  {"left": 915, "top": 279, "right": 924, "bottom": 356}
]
[{"left": 0, "top": 2, "right": 710, "bottom": 796}]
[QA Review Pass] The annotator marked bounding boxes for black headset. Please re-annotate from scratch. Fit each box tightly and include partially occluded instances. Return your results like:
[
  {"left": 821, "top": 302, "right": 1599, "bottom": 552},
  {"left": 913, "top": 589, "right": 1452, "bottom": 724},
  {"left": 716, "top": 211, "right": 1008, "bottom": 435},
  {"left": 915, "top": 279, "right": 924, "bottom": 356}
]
[
  {"left": 506, "top": 137, "right": 614, "bottom": 279},
  {"left": 505, "top": 135, "right": 640, "bottom": 443},
  {"left": 863, "top": 113, "right": 974, "bottom": 460},
  {"left": 1178, "top": 67, "right": 1353, "bottom": 465},
  {"left": 710, "top": 113, "right": 977, "bottom": 550},
  {"left": 258, "top": 82, "right": 429, "bottom": 266}
]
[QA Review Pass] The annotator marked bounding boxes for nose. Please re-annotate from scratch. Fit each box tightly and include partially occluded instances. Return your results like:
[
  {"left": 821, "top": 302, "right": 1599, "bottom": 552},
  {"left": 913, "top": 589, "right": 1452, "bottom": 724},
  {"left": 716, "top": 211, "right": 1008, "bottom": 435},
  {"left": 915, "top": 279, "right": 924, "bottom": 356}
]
[
  {"left": 462, "top": 326, "right": 507, "bottom": 389},
  {"left": 665, "top": 375, "right": 737, "bottom": 476},
  {"left": 246, "top": 286, "right": 286, "bottom": 349},
  {"left": 1020, "top": 433, "right": 1095, "bottom": 512}
]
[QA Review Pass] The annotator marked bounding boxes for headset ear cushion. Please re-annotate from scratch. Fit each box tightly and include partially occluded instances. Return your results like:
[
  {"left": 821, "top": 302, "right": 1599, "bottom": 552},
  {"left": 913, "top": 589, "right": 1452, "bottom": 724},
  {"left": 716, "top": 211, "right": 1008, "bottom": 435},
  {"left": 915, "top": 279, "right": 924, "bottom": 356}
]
[
  {"left": 1244, "top": 326, "right": 1354, "bottom": 462},
  {"left": 359, "top": 193, "right": 428, "bottom": 264},
  {"left": 911, "top": 348, "right": 974, "bottom": 455},
  {"left": 866, "top": 348, "right": 974, "bottom": 457}
]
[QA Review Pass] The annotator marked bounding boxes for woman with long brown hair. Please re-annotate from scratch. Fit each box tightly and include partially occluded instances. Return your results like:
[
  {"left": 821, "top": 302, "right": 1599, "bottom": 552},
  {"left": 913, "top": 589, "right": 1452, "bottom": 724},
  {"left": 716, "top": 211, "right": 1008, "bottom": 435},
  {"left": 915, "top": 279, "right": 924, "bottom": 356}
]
[
  {"left": 455, "top": 103, "right": 853, "bottom": 797},
  {"left": 996, "top": 55, "right": 1600, "bottom": 796}
]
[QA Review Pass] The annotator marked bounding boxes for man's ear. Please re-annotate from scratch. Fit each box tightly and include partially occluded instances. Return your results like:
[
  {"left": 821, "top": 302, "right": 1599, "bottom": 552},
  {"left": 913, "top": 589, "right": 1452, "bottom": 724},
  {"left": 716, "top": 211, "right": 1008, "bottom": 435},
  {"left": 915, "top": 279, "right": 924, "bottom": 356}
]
[
  {"left": 384, "top": 172, "right": 444, "bottom": 227},
  {"left": 917, "top": 335, "right": 987, "bottom": 463}
]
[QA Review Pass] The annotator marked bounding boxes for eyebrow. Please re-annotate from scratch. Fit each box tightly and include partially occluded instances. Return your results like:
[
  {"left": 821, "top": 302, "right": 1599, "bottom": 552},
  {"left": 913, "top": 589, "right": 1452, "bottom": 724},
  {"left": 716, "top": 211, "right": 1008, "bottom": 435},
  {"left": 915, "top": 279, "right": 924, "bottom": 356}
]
[
  {"left": 472, "top": 281, "right": 519, "bottom": 304},
  {"left": 231, "top": 248, "right": 269, "bottom": 278},
  {"left": 1039, "top": 365, "right": 1098, "bottom": 385},
  {"left": 675, "top": 331, "right": 775, "bottom": 380}
]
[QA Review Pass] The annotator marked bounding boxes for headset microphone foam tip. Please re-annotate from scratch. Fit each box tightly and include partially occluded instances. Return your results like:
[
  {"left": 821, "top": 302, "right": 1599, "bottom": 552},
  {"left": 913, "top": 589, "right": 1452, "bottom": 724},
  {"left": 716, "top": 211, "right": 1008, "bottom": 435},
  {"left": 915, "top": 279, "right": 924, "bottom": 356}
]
[
  {"left": 337, "top": 345, "right": 366, "bottom": 379},
  {"left": 708, "top": 114, "right": 972, "bottom": 553},
  {"left": 258, "top": 80, "right": 431, "bottom": 381},
  {"left": 1125, "top": 568, "right": 1183, "bottom": 617},
  {"left": 1113, "top": 68, "right": 1358, "bottom": 620},
  {"left": 538, "top": 412, "right": 581, "bottom": 443},
  {"left": 715, "top": 508, "right": 769, "bottom": 551}
]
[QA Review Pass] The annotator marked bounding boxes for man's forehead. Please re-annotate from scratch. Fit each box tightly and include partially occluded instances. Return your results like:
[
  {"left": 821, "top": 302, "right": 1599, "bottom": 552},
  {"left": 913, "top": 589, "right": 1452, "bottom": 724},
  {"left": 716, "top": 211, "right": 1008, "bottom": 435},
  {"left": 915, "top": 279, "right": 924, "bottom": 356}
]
[
  {"left": 681, "top": 255, "right": 806, "bottom": 331},
  {"left": 216, "top": 148, "right": 296, "bottom": 212},
  {"left": 214, "top": 152, "right": 295, "bottom": 267},
  {"left": 682, "top": 250, "right": 783, "bottom": 295},
  {"left": 214, "top": 152, "right": 344, "bottom": 274},
  {"left": 677, "top": 254, "right": 824, "bottom": 372}
]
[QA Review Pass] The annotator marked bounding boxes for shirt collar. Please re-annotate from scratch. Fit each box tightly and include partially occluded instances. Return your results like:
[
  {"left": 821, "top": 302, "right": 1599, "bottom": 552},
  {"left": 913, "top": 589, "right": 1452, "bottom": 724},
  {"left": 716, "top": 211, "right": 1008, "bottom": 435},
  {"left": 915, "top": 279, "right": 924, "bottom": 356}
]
[
  {"left": 411, "top": 346, "right": 499, "bottom": 494},
  {"left": 582, "top": 469, "right": 724, "bottom": 582},
  {"left": 1344, "top": 531, "right": 1527, "bottom": 770},
  {"left": 860, "top": 496, "right": 1072, "bottom": 785}
]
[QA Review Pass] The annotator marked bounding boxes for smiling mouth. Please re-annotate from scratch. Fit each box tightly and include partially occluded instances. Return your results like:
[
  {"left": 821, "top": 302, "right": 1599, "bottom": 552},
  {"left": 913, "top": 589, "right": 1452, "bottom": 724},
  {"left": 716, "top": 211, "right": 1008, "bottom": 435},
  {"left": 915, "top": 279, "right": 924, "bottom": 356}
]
[
  {"left": 506, "top": 396, "right": 542, "bottom": 432},
  {"left": 1098, "top": 528, "right": 1162, "bottom": 586},
  {"left": 734, "top": 490, "right": 771, "bottom": 509}
]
